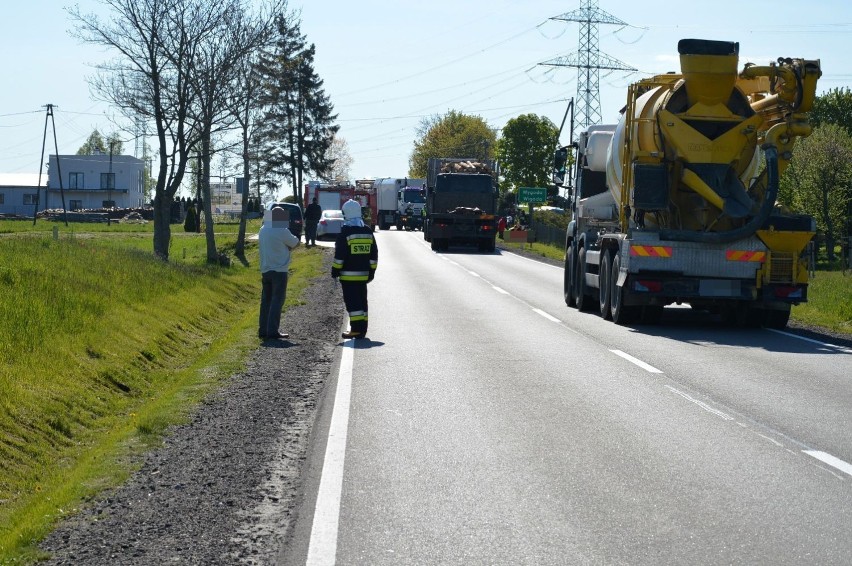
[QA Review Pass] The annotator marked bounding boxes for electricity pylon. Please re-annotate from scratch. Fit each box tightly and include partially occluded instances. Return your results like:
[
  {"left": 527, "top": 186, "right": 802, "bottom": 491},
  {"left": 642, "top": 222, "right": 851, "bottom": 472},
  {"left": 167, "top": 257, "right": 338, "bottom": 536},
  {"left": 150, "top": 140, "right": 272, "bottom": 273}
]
[{"left": 540, "top": 0, "right": 636, "bottom": 136}]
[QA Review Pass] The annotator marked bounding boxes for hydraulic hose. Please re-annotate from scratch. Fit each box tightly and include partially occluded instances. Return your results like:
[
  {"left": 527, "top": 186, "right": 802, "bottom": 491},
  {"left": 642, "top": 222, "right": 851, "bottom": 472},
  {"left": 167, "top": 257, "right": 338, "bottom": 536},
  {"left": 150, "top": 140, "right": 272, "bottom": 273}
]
[{"left": 658, "top": 145, "right": 779, "bottom": 244}]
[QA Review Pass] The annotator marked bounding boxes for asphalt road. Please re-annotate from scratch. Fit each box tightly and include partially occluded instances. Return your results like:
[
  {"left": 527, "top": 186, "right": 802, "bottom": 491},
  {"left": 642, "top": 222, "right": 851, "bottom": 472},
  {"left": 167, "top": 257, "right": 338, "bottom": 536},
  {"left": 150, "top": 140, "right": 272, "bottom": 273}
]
[{"left": 283, "top": 230, "right": 852, "bottom": 565}]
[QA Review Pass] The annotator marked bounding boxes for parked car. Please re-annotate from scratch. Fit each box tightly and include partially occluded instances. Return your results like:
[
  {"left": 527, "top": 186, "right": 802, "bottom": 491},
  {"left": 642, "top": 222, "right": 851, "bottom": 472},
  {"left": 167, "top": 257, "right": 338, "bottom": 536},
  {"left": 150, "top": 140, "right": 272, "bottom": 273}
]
[
  {"left": 316, "top": 209, "right": 345, "bottom": 239},
  {"left": 265, "top": 202, "right": 304, "bottom": 239}
]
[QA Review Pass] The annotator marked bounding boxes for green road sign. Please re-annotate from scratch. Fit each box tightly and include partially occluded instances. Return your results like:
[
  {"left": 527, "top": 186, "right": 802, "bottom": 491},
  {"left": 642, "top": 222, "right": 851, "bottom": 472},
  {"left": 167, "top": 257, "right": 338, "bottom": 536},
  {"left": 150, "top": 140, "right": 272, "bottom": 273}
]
[{"left": 518, "top": 187, "right": 547, "bottom": 204}]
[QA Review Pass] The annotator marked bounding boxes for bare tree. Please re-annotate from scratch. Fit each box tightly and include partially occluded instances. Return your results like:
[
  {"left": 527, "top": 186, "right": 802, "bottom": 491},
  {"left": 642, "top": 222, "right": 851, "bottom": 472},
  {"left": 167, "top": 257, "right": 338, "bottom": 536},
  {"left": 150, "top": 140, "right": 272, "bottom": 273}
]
[
  {"left": 69, "top": 0, "right": 224, "bottom": 259},
  {"left": 323, "top": 134, "right": 353, "bottom": 184},
  {"left": 183, "top": 0, "right": 281, "bottom": 263}
]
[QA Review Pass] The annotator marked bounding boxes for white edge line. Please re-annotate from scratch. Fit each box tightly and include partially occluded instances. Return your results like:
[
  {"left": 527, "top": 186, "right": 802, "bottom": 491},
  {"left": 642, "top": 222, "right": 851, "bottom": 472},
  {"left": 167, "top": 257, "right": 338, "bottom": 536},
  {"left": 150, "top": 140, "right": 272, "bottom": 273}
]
[
  {"left": 533, "top": 308, "right": 561, "bottom": 323},
  {"left": 609, "top": 349, "right": 663, "bottom": 373},
  {"left": 766, "top": 328, "right": 852, "bottom": 354},
  {"left": 468, "top": 270, "right": 481, "bottom": 278},
  {"left": 306, "top": 340, "right": 354, "bottom": 566},
  {"left": 492, "top": 286, "right": 510, "bottom": 295},
  {"left": 501, "top": 247, "right": 563, "bottom": 270},
  {"left": 803, "top": 450, "right": 852, "bottom": 478},
  {"left": 665, "top": 385, "right": 733, "bottom": 421}
]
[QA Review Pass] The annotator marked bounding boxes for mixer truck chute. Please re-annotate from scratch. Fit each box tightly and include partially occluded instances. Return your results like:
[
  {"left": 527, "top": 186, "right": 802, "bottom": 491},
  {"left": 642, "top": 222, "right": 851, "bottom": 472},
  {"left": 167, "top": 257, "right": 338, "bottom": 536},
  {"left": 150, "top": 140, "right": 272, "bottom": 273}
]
[{"left": 559, "top": 39, "right": 822, "bottom": 328}]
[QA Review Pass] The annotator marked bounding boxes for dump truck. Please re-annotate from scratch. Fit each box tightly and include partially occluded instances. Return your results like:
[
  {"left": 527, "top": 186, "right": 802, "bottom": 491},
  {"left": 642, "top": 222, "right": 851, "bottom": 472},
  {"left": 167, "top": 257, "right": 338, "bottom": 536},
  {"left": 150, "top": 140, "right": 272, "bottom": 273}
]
[
  {"left": 557, "top": 39, "right": 821, "bottom": 328},
  {"left": 424, "top": 158, "right": 498, "bottom": 252}
]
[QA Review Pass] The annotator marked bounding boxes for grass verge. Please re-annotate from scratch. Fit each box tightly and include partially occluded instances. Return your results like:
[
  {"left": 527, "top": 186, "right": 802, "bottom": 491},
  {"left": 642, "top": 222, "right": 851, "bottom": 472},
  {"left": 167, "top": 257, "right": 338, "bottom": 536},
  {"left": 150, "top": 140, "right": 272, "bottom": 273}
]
[{"left": 0, "top": 221, "right": 324, "bottom": 563}]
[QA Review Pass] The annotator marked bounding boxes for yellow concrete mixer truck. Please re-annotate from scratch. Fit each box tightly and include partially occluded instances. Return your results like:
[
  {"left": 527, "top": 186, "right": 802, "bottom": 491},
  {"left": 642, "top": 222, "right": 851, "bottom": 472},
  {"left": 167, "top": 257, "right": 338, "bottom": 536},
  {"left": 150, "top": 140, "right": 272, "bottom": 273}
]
[{"left": 557, "top": 39, "right": 821, "bottom": 327}]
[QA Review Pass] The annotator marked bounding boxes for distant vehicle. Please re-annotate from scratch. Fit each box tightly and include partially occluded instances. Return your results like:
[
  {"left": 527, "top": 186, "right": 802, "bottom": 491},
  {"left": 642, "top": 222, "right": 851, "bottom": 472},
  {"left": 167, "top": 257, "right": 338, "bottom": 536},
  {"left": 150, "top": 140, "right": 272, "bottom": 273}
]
[
  {"left": 374, "top": 177, "right": 425, "bottom": 230},
  {"left": 303, "top": 180, "right": 378, "bottom": 232},
  {"left": 316, "top": 209, "right": 345, "bottom": 239},
  {"left": 265, "top": 202, "right": 304, "bottom": 239},
  {"left": 423, "top": 158, "right": 498, "bottom": 252}
]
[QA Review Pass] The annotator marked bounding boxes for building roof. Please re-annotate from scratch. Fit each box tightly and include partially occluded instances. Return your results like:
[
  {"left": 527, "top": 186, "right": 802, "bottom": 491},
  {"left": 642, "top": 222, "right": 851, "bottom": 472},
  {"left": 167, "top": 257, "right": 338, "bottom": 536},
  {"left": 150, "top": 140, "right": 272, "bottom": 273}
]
[{"left": 0, "top": 173, "right": 43, "bottom": 187}]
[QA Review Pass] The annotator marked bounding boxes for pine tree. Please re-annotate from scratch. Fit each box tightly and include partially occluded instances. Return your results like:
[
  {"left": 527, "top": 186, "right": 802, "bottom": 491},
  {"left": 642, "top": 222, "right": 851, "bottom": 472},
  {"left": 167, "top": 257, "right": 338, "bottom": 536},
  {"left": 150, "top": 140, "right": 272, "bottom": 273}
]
[
  {"left": 255, "top": 14, "right": 338, "bottom": 203},
  {"left": 184, "top": 204, "right": 198, "bottom": 232}
]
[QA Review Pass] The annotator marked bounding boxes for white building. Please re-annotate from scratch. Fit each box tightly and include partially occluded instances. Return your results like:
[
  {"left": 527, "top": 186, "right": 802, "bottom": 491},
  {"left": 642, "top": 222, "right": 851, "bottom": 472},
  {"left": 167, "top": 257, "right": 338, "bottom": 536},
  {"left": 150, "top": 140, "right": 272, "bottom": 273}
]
[
  {"left": 0, "top": 173, "right": 42, "bottom": 217},
  {"left": 45, "top": 153, "right": 146, "bottom": 211}
]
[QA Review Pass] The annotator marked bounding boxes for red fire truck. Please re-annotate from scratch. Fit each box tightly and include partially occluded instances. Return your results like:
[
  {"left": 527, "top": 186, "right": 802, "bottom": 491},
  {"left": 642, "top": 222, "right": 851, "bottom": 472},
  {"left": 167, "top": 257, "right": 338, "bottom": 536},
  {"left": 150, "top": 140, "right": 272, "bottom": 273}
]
[{"left": 304, "top": 179, "right": 377, "bottom": 231}]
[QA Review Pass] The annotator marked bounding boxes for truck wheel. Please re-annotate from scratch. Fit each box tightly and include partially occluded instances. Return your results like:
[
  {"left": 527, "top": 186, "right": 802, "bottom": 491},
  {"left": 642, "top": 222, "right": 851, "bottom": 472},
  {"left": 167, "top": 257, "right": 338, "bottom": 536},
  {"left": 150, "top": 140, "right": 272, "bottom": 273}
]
[
  {"left": 575, "top": 247, "right": 592, "bottom": 312},
  {"left": 563, "top": 247, "right": 576, "bottom": 307},
  {"left": 431, "top": 238, "right": 439, "bottom": 251},
  {"left": 765, "top": 305, "right": 791, "bottom": 329},
  {"left": 640, "top": 306, "right": 663, "bottom": 325},
  {"left": 599, "top": 251, "right": 612, "bottom": 319},
  {"left": 610, "top": 251, "right": 637, "bottom": 325}
]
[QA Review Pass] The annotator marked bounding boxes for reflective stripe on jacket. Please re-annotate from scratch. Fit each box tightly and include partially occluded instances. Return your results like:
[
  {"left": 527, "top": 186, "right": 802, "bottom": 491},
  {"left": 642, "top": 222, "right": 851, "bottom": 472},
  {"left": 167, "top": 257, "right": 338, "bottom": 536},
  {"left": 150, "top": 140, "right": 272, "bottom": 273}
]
[{"left": 332, "top": 225, "right": 378, "bottom": 282}]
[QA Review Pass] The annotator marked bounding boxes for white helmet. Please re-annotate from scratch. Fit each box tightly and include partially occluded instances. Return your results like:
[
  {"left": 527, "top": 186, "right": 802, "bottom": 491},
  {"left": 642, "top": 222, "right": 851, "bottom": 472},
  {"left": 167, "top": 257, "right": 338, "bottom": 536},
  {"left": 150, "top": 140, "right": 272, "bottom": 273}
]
[{"left": 342, "top": 199, "right": 361, "bottom": 220}]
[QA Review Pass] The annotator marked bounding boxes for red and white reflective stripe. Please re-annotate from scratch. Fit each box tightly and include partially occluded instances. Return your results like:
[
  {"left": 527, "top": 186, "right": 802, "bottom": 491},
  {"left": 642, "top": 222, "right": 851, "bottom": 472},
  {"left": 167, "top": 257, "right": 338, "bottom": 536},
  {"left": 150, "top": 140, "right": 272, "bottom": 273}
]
[
  {"left": 726, "top": 250, "right": 766, "bottom": 262},
  {"left": 630, "top": 245, "right": 673, "bottom": 258}
]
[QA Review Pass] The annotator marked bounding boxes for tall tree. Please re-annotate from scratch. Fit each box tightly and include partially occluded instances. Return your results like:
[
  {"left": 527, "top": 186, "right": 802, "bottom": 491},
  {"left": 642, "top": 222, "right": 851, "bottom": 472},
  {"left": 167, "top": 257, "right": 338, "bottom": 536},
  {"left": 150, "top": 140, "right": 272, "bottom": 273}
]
[
  {"left": 292, "top": 43, "right": 338, "bottom": 202},
  {"left": 255, "top": 18, "right": 338, "bottom": 204},
  {"left": 812, "top": 87, "right": 852, "bottom": 134},
  {"left": 323, "top": 134, "right": 353, "bottom": 184},
  {"left": 254, "top": 13, "right": 305, "bottom": 199},
  {"left": 76, "top": 130, "right": 125, "bottom": 155},
  {"left": 779, "top": 123, "right": 852, "bottom": 261},
  {"left": 184, "top": 0, "right": 278, "bottom": 263},
  {"left": 409, "top": 110, "right": 497, "bottom": 177},
  {"left": 495, "top": 114, "right": 559, "bottom": 196},
  {"left": 69, "top": 0, "right": 219, "bottom": 259},
  {"left": 228, "top": 38, "right": 266, "bottom": 258}
]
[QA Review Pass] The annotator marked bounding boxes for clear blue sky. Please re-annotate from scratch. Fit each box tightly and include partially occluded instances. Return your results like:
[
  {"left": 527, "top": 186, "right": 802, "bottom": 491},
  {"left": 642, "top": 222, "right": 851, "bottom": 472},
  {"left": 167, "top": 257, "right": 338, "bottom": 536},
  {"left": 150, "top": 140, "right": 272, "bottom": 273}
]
[{"left": 2, "top": 1, "right": 850, "bottom": 198}]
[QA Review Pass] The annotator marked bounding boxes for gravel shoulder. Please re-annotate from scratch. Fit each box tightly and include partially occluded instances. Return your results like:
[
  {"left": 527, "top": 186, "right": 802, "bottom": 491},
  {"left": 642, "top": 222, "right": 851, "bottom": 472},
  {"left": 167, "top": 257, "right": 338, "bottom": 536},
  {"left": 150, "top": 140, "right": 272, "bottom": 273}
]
[{"left": 40, "top": 251, "right": 344, "bottom": 565}]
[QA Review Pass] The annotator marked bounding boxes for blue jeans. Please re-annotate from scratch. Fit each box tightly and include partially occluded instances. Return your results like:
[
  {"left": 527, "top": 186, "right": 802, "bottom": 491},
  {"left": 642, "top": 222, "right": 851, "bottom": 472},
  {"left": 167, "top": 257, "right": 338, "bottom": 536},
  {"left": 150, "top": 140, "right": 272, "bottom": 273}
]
[{"left": 259, "top": 270, "right": 289, "bottom": 337}]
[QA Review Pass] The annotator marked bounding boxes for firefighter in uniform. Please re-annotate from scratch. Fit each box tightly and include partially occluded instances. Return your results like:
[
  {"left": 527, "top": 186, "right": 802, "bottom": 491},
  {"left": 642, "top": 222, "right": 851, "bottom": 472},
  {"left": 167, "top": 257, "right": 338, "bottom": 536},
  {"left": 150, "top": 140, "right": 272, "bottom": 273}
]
[{"left": 332, "top": 199, "right": 378, "bottom": 339}]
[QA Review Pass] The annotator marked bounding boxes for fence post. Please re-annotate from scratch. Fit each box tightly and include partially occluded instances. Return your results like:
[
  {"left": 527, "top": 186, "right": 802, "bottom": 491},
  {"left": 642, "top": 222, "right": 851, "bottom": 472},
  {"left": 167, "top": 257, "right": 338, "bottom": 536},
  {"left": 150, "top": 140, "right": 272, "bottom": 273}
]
[{"left": 807, "top": 240, "right": 816, "bottom": 278}]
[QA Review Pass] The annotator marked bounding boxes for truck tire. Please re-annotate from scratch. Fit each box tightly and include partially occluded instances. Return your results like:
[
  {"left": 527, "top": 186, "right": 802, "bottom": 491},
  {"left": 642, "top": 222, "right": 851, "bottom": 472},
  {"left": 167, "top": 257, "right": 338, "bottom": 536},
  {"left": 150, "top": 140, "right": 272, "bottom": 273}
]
[
  {"left": 765, "top": 305, "right": 791, "bottom": 329},
  {"left": 563, "top": 247, "right": 576, "bottom": 307},
  {"left": 599, "top": 251, "right": 612, "bottom": 319},
  {"left": 640, "top": 306, "right": 663, "bottom": 325},
  {"left": 575, "top": 247, "right": 593, "bottom": 312},
  {"left": 431, "top": 238, "right": 440, "bottom": 251},
  {"left": 610, "top": 250, "right": 638, "bottom": 325}
]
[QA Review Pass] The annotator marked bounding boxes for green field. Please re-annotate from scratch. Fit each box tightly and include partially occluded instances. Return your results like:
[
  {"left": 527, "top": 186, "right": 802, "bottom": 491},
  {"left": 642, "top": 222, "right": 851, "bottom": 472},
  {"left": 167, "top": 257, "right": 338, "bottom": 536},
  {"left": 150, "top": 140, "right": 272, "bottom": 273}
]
[{"left": 0, "top": 218, "right": 324, "bottom": 563}]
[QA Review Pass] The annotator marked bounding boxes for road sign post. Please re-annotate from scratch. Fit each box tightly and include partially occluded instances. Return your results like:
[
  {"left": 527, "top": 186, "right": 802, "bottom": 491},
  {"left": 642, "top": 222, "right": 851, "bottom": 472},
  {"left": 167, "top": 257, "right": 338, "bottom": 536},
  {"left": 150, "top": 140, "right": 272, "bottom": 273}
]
[
  {"left": 518, "top": 187, "right": 547, "bottom": 240},
  {"left": 518, "top": 187, "right": 547, "bottom": 204}
]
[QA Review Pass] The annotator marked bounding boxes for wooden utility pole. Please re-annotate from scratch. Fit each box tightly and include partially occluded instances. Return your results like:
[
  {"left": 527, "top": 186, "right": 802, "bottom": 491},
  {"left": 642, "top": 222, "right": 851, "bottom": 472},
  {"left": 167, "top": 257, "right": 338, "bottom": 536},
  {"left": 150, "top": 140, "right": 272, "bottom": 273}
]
[{"left": 33, "top": 104, "right": 68, "bottom": 226}]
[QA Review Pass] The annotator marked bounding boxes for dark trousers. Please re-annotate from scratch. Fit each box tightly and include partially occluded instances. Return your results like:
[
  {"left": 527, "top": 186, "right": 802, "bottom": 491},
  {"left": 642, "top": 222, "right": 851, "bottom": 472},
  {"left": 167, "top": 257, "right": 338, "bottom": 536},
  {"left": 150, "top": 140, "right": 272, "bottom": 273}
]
[
  {"left": 259, "top": 270, "right": 288, "bottom": 337},
  {"left": 341, "top": 281, "right": 369, "bottom": 336},
  {"left": 304, "top": 223, "right": 318, "bottom": 244}
]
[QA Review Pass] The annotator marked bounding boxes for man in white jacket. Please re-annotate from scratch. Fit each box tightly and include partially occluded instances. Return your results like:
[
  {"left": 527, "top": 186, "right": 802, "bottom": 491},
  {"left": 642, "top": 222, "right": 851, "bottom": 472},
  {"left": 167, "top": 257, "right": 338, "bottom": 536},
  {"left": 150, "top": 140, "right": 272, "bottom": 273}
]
[{"left": 258, "top": 206, "right": 300, "bottom": 339}]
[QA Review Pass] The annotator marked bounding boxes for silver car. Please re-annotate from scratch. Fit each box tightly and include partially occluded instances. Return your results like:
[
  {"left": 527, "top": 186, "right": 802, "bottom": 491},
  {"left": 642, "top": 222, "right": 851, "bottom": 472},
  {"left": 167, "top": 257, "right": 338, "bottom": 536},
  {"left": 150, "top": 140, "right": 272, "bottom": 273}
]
[{"left": 316, "top": 209, "right": 345, "bottom": 239}]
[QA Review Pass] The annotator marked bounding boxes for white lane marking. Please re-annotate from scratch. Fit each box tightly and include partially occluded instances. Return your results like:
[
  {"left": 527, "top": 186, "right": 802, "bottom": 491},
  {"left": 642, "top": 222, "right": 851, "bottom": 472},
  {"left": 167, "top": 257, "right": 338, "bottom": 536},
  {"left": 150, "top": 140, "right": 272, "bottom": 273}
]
[
  {"left": 803, "top": 450, "right": 852, "bottom": 478},
  {"left": 492, "top": 286, "right": 510, "bottom": 295},
  {"left": 500, "top": 248, "right": 563, "bottom": 270},
  {"left": 609, "top": 349, "right": 663, "bottom": 373},
  {"left": 766, "top": 329, "right": 852, "bottom": 354},
  {"left": 467, "top": 270, "right": 481, "bottom": 278},
  {"left": 533, "top": 308, "right": 561, "bottom": 323},
  {"left": 306, "top": 341, "right": 354, "bottom": 566},
  {"left": 665, "top": 385, "right": 734, "bottom": 421}
]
